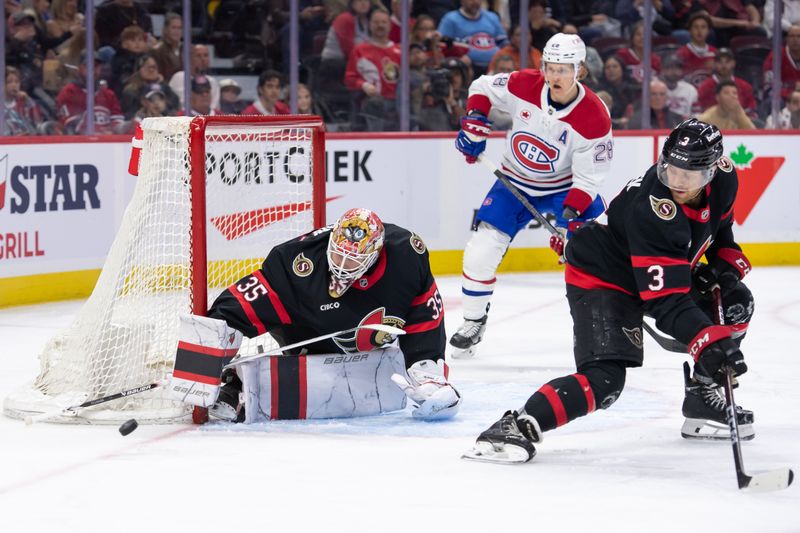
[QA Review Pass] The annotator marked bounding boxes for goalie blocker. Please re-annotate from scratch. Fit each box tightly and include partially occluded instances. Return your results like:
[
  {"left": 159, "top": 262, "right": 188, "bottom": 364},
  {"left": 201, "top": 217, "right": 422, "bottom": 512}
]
[{"left": 168, "top": 315, "right": 243, "bottom": 407}]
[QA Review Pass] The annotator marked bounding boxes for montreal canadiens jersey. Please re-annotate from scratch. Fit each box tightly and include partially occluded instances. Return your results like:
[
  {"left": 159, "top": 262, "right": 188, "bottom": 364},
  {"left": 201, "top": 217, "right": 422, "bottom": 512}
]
[
  {"left": 563, "top": 156, "right": 751, "bottom": 346},
  {"left": 208, "top": 224, "right": 445, "bottom": 368},
  {"left": 467, "top": 69, "right": 612, "bottom": 198}
]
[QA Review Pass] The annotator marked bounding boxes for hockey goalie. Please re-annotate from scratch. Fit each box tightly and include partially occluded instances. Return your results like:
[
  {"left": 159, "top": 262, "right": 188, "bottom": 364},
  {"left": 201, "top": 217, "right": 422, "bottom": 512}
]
[{"left": 168, "top": 208, "right": 461, "bottom": 422}]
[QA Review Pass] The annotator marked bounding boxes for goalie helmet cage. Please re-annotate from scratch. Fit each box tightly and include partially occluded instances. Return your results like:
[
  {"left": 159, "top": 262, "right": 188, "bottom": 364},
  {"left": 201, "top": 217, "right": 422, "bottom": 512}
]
[{"left": 3, "top": 115, "right": 326, "bottom": 424}]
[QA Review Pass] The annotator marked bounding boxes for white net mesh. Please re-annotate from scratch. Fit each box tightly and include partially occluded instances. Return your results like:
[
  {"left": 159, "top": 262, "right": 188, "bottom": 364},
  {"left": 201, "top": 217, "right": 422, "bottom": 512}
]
[{"left": 3, "top": 116, "right": 322, "bottom": 423}]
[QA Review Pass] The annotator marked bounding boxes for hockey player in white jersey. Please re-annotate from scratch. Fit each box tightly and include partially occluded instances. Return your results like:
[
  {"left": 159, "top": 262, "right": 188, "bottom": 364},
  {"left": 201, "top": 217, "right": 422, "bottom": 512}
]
[{"left": 451, "top": 33, "right": 613, "bottom": 358}]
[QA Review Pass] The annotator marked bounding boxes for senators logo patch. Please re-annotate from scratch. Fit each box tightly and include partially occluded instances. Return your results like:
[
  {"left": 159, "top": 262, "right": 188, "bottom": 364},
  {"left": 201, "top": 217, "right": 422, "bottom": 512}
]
[
  {"left": 410, "top": 233, "right": 426, "bottom": 254},
  {"left": 333, "top": 308, "right": 405, "bottom": 354},
  {"left": 649, "top": 195, "right": 677, "bottom": 221},
  {"left": 622, "top": 327, "right": 643, "bottom": 349},
  {"left": 292, "top": 253, "right": 314, "bottom": 277},
  {"left": 717, "top": 155, "right": 733, "bottom": 173}
]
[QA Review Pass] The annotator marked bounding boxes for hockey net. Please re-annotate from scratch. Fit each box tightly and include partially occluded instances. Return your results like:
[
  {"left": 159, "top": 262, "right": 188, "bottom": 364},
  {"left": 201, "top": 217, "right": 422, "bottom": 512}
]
[{"left": 3, "top": 115, "right": 326, "bottom": 423}]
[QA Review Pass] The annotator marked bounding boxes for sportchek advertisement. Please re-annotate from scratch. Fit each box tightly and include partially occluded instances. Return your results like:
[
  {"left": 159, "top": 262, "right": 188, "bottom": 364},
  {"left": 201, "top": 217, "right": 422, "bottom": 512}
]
[{"left": 1, "top": 133, "right": 798, "bottom": 284}]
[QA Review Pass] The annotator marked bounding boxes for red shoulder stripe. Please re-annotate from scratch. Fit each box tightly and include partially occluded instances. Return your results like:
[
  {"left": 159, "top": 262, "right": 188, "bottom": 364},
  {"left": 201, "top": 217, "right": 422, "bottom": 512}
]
[
  {"left": 507, "top": 69, "right": 544, "bottom": 107},
  {"left": 560, "top": 89, "right": 611, "bottom": 140},
  {"left": 256, "top": 270, "right": 292, "bottom": 325}
]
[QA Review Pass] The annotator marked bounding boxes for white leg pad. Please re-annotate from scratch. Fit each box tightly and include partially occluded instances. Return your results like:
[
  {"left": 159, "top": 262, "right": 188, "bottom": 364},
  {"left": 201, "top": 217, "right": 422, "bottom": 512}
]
[{"left": 462, "top": 222, "right": 511, "bottom": 319}]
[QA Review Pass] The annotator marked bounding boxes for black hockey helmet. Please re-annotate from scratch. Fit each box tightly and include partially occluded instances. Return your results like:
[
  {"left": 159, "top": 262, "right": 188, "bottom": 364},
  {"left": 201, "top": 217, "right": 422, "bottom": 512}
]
[{"left": 657, "top": 119, "right": 723, "bottom": 191}]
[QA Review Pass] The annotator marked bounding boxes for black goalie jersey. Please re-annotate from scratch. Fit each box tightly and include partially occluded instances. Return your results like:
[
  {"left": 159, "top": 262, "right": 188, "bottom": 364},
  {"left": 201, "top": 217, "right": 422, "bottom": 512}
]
[
  {"left": 564, "top": 156, "right": 751, "bottom": 347},
  {"left": 208, "top": 224, "right": 446, "bottom": 368}
]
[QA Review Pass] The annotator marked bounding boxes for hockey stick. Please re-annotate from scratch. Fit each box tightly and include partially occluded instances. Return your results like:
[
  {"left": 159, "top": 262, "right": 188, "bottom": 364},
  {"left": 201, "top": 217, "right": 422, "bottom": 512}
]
[
  {"left": 642, "top": 321, "right": 687, "bottom": 353},
  {"left": 24, "top": 379, "right": 169, "bottom": 425},
  {"left": 477, "top": 155, "right": 564, "bottom": 239},
  {"left": 712, "top": 287, "right": 794, "bottom": 492},
  {"left": 223, "top": 323, "right": 406, "bottom": 369}
]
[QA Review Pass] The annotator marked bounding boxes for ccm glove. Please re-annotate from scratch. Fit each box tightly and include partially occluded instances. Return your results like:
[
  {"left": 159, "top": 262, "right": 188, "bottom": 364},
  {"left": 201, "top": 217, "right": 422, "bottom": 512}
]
[
  {"left": 690, "top": 326, "right": 748, "bottom": 386},
  {"left": 455, "top": 114, "right": 491, "bottom": 164}
]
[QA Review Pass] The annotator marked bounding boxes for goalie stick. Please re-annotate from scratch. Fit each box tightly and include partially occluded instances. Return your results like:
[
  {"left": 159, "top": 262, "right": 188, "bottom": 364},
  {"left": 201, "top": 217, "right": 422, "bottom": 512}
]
[
  {"left": 24, "top": 379, "right": 169, "bottom": 425},
  {"left": 712, "top": 287, "right": 794, "bottom": 492},
  {"left": 223, "top": 323, "right": 406, "bottom": 369}
]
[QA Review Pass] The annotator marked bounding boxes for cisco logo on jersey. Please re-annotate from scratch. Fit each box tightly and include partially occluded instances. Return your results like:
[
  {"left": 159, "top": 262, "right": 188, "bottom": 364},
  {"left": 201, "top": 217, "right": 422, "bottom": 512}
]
[
  {"left": 0, "top": 155, "right": 101, "bottom": 214},
  {"left": 510, "top": 132, "right": 561, "bottom": 173}
]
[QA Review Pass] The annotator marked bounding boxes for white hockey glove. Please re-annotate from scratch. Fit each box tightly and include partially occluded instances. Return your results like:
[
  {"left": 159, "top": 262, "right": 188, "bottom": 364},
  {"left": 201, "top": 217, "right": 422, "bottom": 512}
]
[
  {"left": 391, "top": 359, "right": 461, "bottom": 420},
  {"left": 168, "top": 314, "right": 243, "bottom": 408}
]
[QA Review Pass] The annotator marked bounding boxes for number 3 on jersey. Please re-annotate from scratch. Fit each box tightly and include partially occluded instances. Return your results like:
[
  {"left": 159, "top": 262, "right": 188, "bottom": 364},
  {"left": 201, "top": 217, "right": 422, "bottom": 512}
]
[
  {"left": 647, "top": 265, "right": 664, "bottom": 291},
  {"left": 236, "top": 275, "right": 267, "bottom": 302}
]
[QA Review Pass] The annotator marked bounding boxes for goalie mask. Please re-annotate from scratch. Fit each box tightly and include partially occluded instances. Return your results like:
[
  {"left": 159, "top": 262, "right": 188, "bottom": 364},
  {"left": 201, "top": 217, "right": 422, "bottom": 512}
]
[{"left": 327, "top": 208, "right": 385, "bottom": 298}]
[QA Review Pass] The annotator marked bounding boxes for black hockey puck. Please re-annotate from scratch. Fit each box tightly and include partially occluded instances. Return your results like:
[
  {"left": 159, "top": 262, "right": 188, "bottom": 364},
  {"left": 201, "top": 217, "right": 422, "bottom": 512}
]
[{"left": 118, "top": 419, "right": 138, "bottom": 436}]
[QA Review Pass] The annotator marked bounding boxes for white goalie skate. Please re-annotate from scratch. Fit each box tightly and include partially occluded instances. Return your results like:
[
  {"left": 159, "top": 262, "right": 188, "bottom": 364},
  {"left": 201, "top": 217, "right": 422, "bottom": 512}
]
[{"left": 449, "top": 316, "right": 487, "bottom": 359}]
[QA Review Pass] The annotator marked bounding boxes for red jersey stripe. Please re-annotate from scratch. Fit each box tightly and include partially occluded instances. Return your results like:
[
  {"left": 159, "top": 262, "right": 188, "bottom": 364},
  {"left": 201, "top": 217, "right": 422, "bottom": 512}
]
[
  {"left": 229, "top": 280, "right": 268, "bottom": 336},
  {"left": 539, "top": 384, "right": 567, "bottom": 427},
  {"left": 255, "top": 270, "right": 292, "bottom": 325},
  {"left": 572, "top": 373, "right": 596, "bottom": 413},
  {"left": 404, "top": 313, "right": 444, "bottom": 334},
  {"left": 639, "top": 286, "right": 689, "bottom": 300},
  {"left": 565, "top": 264, "right": 633, "bottom": 295},
  {"left": 176, "top": 341, "right": 238, "bottom": 358},
  {"left": 410, "top": 282, "right": 439, "bottom": 306},
  {"left": 631, "top": 256, "right": 689, "bottom": 268}
]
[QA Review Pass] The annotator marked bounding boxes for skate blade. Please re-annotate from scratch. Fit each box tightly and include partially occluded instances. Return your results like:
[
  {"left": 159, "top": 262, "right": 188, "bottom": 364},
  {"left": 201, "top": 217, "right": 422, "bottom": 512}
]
[
  {"left": 450, "top": 345, "right": 477, "bottom": 359},
  {"left": 681, "top": 418, "right": 755, "bottom": 441},
  {"left": 461, "top": 440, "right": 533, "bottom": 464}
]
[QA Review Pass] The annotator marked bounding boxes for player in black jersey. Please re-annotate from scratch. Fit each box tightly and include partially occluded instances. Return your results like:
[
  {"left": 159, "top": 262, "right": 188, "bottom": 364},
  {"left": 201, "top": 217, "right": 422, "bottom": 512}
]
[
  {"left": 168, "top": 208, "right": 461, "bottom": 422},
  {"left": 465, "top": 119, "right": 754, "bottom": 463}
]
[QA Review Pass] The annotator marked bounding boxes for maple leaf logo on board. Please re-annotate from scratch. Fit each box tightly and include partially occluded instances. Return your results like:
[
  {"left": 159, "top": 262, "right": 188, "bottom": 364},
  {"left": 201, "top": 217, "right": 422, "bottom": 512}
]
[{"left": 728, "top": 144, "right": 784, "bottom": 225}]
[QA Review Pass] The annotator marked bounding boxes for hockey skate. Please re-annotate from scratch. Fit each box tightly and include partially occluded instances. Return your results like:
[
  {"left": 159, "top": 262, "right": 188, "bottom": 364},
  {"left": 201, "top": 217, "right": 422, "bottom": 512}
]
[
  {"left": 209, "top": 370, "right": 245, "bottom": 423},
  {"left": 681, "top": 362, "right": 754, "bottom": 440},
  {"left": 449, "top": 316, "right": 488, "bottom": 359},
  {"left": 462, "top": 410, "right": 541, "bottom": 464}
]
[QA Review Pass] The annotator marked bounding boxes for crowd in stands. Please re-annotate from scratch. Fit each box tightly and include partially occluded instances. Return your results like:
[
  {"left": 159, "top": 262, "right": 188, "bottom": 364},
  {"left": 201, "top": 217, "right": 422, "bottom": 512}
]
[{"left": 4, "top": 0, "right": 800, "bottom": 135}]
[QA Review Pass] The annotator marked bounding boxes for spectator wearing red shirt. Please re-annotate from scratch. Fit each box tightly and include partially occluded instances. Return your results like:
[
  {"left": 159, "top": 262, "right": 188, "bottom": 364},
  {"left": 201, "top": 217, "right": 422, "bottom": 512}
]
[
  {"left": 676, "top": 11, "right": 717, "bottom": 86},
  {"left": 242, "top": 71, "right": 290, "bottom": 116},
  {"left": 697, "top": 47, "right": 756, "bottom": 115},
  {"left": 389, "top": 0, "right": 415, "bottom": 43},
  {"left": 615, "top": 21, "right": 662, "bottom": 84},
  {"left": 763, "top": 24, "right": 800, "bottom": 101},
  {"left": 56, "top": 51, "right": 125, "bottom": 134},
  {"left": 345, "top": 9, "right": 401, "bottom": 130}
]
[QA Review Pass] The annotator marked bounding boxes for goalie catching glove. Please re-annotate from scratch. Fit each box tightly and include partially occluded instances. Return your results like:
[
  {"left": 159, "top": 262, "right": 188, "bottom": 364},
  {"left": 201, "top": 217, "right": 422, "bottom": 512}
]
[{"left": 391, "top": 359, "right": 461, "bottom": 420}]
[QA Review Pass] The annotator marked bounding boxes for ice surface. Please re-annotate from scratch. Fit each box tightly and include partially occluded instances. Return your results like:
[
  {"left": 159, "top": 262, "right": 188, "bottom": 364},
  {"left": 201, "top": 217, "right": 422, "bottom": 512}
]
[{"left": 1, "top": 269, "right": 798, "bottom": 532}]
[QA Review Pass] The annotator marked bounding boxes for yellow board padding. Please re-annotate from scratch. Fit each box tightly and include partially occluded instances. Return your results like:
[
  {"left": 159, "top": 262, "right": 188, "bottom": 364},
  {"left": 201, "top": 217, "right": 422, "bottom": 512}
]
[{"left": 1, "top": 243, "right": 799, "bottom": 308}]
